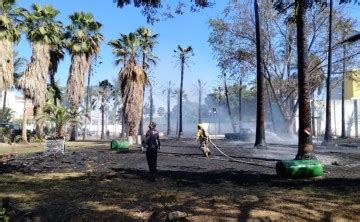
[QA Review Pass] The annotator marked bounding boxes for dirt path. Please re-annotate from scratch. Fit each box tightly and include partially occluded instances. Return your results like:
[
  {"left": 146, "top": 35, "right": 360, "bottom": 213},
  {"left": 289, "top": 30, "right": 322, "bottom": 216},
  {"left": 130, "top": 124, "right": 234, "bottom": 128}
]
[{"left": 0, "top": 139, "right": 359, "bottom": 221}]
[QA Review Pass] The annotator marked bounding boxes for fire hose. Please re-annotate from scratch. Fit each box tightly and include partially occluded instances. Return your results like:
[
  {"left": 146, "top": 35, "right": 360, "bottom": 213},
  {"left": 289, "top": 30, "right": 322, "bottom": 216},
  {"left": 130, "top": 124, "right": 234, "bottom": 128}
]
[{"left": 208, "top": 138, "right": 274, "bottom": 168}]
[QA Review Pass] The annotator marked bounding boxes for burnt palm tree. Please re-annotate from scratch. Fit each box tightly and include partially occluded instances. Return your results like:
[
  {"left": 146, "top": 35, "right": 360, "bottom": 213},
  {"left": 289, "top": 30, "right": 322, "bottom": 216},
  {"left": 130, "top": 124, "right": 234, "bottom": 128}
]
[
  {"left": 323, "top": 0, "right": 334, "bottom": 145},
  {"left": 110, "top": 32, "right": 149, "bottom": 144},
  {"left": 254, "top": 0, "right": 266, "bottom": 148},
  {"left": 136, "top": 27, "right": 158, "bottom": 135},
  {"left": 17, "top": 4, "right": 63, "bottom": 138},
  {"left": 295, "top": 0, "right": 314, "bottom": 159},
  {"left": 0, "top": 0, "right": 22, "bottom": 106},
  {"left": 174, "top": 45, "right": 193, "bottom": 138},
  {"left": 65, "top": 12, "right": 103, "bottom": 141}
]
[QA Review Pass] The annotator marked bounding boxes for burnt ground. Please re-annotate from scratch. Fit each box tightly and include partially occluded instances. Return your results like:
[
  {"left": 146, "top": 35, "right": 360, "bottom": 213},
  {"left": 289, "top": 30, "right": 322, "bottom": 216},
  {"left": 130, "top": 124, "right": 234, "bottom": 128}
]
[{"left": 0, "top": 138, "right": 359, "bottom": 221}]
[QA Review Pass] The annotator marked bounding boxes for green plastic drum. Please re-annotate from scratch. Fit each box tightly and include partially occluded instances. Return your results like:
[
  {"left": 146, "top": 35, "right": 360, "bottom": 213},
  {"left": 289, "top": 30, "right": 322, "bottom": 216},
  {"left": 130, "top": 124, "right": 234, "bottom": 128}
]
[
  {"left": 110, "top": 140, "right": 130, "bottom": 151},
  {"left": 276, "top": 159, "right": 324, "bottom": 178}
]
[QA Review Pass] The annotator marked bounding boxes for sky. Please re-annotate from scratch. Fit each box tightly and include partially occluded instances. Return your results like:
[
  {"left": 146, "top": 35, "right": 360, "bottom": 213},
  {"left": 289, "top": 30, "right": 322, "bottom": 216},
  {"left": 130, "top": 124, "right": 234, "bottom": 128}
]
[
  {"left": 17, "top": 0, "right": 228, "bottom": 108},
  {"left": 15, "top": 0, "right": 360, "bottom": 109}
]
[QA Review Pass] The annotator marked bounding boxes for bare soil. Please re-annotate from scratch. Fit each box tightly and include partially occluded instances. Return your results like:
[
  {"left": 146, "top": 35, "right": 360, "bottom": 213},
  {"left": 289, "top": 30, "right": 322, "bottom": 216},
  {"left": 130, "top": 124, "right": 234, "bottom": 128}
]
[{"left": 0, "top": 139, "right": 359, "bottom": 221}]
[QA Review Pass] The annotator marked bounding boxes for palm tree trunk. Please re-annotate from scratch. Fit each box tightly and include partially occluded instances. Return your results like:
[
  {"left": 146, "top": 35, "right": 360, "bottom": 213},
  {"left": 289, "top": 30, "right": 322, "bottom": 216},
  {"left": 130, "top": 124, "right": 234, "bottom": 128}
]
[
  {"left": 83, "top": 65, "right": 92, "bottom": 140},
  {"left": 150, "top": 85, "right": 154, "bottom": 122},
  {"left": 324, "top": 0, "right": 333, "bottom": 144},
  {"left": 198, "top": 79, "right": 202, "bottom": 124},
  {"left": 341, "top": 41, "right": 347, "bottom": 138},
  {"left": 22, "top": 98, "right": 28, "bottom": 143},
  {"left": 223, "top": 74, "right": 236, "bottom": 133},
  {"left": 35, "top": 105, "right": 44, "bottom": 138},
  {"left": 167, "top": 83, "right": 171, "bottom": 135},
  {"left": 139, "top": 53, "right": 146, "bottom": 136},
  {"left": 101, "top": 99, "right": 105, "bottom": 140},
  {"left": 296, "top": 0, "right": 314, "bottom": 159},
  {"left": 311, "top": 92, "right": 316, "bottom": 136},
  {"left": 0, "top": 40, "right": 14, "bottom": 92},
  {"left": 239, "top": 78, "right": 243, "bottom": 125},
  {"left": 266, "top": 83, "right": 276, "bottom": 133},
  {"left": 254, "top": 0, "right": 266, "bottom": 147},
  {"left": 176, "top": 94, "right": 179, "bottom": 135},
  {"left": 67, "top": 54, "right": 92, "bottom": 141},
  {"left": 179, "top": 56, "right": 185, "bottom": 138},
  {"left": 2, "top": 90, "right": 7, "bottom": 110}
]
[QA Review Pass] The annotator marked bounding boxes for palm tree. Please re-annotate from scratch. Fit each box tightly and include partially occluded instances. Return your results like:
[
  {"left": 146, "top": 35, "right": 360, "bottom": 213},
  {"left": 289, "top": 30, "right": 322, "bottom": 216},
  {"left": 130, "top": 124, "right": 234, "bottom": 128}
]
[
  {"left": 98, "top": 80, "right": 113, "bottom": 140},
  {"left": 17, "top": 4, "right": 63, "bottom": 138},
  {"left": 172, "top": 88, "right": 188, "bottom": 135},
  {"left": 109, "top": 35, "right": 129, "bottom": 137},
  {"left": 65, "top": 12, "right": 103, "bottom": 141},
  {"left": 136, "top": 27, "right": 158, "bottom": 135},
  {"left": 295, "top": 0, "right": 314, "bottom": 159},
  {"left": 174, "top": 45, "right": 193, "bottom": 138},
  {"left": 13, "top": 53, "right": 28, "bottom": 142},
  {"left": 254, "top": 0, "right": 266, "bottom": 148},
  {"left": 323, "top": 0, "right": 333, "bottom": 145},
  {"left": 110, "top": 32, "right": 149, "bottom": 144},
  {"left": 162, "top": 81, "right": 174, "bottom": 135},
  {"left": 197, "top": 79, "right": 206, "bottom": 124},
  {"left": 0, "top": 0, "right": 22, "bottom": 110}
]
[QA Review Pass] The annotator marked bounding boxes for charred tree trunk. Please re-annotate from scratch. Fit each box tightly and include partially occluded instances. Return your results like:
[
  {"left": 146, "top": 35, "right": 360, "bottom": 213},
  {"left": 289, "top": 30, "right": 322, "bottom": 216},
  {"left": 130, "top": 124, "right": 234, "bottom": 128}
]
[
  {"left": 179, "top": 56, "right": 185, "bottom": 138},
  {"left": 223, "top": 74, "right": 236, "bottom": 133},
  {"left": 324, "top": 0, "right": 333, "bottom": 145},
  {"left": 296, "top": 0, "right": 314, "bottom": 159},
  {"left": 341, "top": 42, "right": 347, "bottom": 138},
  {"left": 239, "top": 78, "right": 243, "bottom": 125},
  {"left": 254, "top": 0, "right": 266, "bottom": 147},
  {"left": 167, "top": 81, "right": 171, "bottom": 135}
]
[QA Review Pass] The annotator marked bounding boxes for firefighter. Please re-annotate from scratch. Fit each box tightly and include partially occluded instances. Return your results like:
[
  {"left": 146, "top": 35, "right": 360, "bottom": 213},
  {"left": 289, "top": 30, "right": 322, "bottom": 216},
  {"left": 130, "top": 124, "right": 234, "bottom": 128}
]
[
  {"left": 196, "top": 124, "right": 211, "bottom": 157},
  {"left": 145, "top": 122, "right": 161, "bottom": 181}
]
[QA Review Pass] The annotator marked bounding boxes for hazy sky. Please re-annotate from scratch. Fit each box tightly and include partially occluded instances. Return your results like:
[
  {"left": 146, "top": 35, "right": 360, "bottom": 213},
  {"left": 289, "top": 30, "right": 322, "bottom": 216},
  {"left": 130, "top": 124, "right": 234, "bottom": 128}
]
[{"left": 16, "top": 0, "right": 360, "bottom": 108}]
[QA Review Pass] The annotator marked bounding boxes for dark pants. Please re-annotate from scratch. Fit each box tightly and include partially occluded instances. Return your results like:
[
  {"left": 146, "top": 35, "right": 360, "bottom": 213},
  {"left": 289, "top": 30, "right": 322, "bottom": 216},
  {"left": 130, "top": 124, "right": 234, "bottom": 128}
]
[{"left": 146, "top": 148, "right": 158, "bottom": 175}]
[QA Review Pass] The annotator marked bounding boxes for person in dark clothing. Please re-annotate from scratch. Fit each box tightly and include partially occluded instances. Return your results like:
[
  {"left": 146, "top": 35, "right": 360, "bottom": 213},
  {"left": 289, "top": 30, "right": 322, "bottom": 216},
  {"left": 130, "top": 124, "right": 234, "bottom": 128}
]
[{"left": 145, "top": 122, "right": 161, "bottom": 181}]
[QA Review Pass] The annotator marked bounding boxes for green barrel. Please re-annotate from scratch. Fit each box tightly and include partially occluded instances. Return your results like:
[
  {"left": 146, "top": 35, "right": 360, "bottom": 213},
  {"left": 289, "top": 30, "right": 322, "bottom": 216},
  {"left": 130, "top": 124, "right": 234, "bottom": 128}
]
[
  {"left": 110, "top": 140, "right": 130, "bottom": 150},
  {"left": 276, "top": 160, "right": 323, "bottom": 178}
]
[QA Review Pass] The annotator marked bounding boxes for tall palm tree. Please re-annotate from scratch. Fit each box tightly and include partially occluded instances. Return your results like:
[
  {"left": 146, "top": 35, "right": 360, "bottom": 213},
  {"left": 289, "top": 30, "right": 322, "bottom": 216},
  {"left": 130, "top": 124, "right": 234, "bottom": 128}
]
[
  {"left": 17, "top": 4, "right": 63, "bottom": 138},
  {"left": 295, "top": 0, "right": 314, "bottom": 159},
  {"left": 109, "top": 35, "right": 128, "bottom": 137},
  {"left": 65, "top": 12, "right": 103, "bottom": 141},
  {"left": 162, "top": 81, "right": 174, "bottom": 135},
  {"left": 174, "top": 45, "right": 193, "bottom": 138},
  {"left": 323, "top": 0, "right": 333, "bottom": 145},
  {"left": 254, "top": 0, "right": 266, "bottom": 148},
  {"left": 0, "top": 0, "right": 22, "bottom": 109},
  {"left": 136, "top": 27, "right": 158, "bottom": 135},
  {"left": 110, "top": 32, "right": 149, "bottom": 144},
  {"left": 98, "top": 80, "right": 113, "bottom": 140}
]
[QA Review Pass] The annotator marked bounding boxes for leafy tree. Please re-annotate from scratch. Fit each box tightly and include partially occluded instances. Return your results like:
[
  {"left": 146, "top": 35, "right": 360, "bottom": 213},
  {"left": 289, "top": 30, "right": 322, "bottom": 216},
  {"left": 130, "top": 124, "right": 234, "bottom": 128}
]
[{"left": 65, "top": 12, "right": 103, "bottom": 141}]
